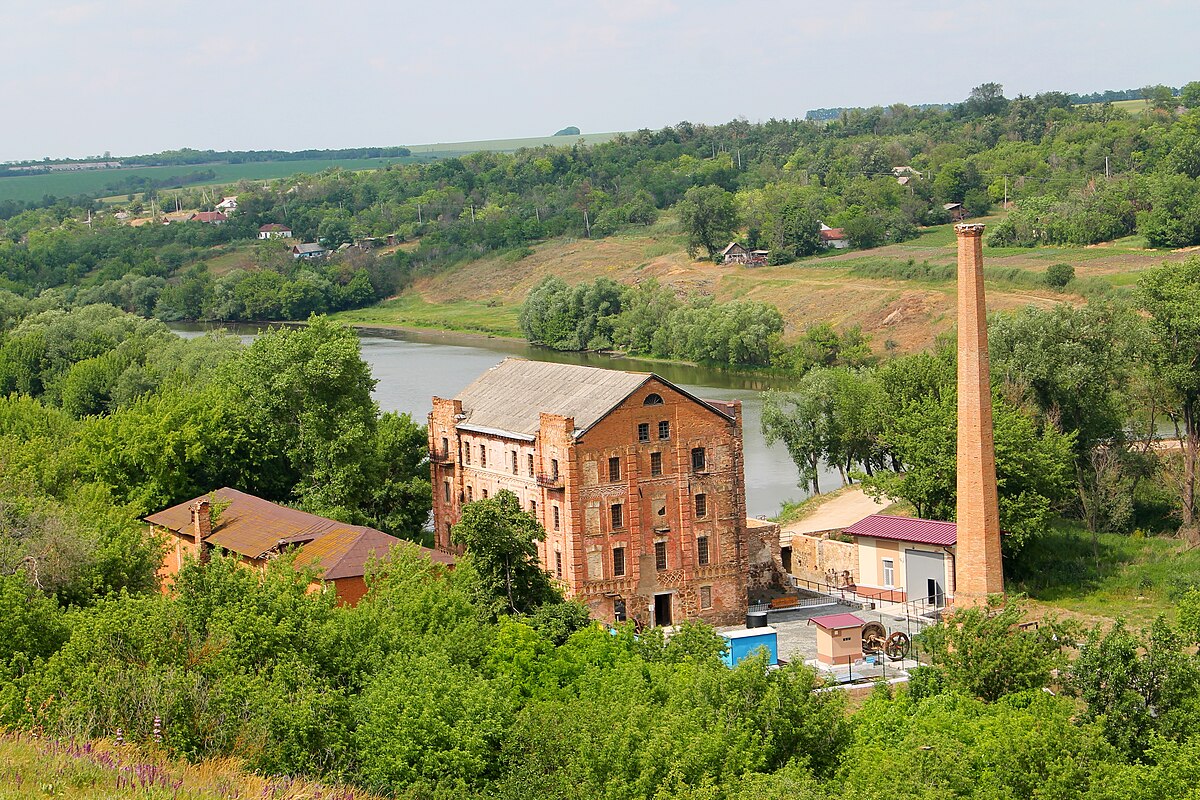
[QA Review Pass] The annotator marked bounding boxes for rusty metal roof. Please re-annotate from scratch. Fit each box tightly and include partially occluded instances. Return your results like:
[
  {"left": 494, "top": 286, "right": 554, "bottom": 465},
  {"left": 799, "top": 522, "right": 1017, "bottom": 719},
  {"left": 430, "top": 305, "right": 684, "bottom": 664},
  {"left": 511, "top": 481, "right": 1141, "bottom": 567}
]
[
  {"left": 808, "top": 613, "right": 866, "bottom": 630},
  {"left": 145, "top": 488, "right": 454, "bottom": 577},
  {"left": 843, "top": 514, "right": 957, "bottom": 547},
  {"left": 453, "top": 358, "right": 732, "bottom": 438},
  {"left": 292, "top": 527, "right": 453, "bottom": 579}
]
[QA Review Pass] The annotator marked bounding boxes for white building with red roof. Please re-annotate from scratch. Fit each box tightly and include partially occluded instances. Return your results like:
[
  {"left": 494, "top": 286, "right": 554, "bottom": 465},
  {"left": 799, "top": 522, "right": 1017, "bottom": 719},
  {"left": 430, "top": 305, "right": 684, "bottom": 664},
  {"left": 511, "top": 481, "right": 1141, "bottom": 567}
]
[{"left": 842, "top": 514, "right": 956, "bottom": 609}]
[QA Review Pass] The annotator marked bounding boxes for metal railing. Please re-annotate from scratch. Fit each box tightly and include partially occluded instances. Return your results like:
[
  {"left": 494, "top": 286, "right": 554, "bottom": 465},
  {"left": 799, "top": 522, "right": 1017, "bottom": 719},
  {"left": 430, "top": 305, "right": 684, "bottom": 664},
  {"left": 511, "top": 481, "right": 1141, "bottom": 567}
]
[
  {"left": 537, "top": 472, "right": 564, "bottom": 488},
  {"left": 788, "top": 576, "right": 945, "bottom": 624}
]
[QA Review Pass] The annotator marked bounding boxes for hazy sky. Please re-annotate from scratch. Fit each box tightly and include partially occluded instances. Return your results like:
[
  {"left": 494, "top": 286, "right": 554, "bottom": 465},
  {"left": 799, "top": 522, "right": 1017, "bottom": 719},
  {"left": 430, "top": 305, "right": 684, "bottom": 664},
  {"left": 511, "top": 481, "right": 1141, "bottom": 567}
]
[{"left": 2, "top": 0, "right": 1195, "bottom": 161}]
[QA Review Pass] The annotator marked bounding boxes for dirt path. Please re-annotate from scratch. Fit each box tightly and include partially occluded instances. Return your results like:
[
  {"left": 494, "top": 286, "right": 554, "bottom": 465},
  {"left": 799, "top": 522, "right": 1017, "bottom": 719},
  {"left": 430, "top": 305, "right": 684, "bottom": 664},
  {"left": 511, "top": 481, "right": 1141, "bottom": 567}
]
[{"left": 784, "top": 487, "right": 890, "bottom": 536}]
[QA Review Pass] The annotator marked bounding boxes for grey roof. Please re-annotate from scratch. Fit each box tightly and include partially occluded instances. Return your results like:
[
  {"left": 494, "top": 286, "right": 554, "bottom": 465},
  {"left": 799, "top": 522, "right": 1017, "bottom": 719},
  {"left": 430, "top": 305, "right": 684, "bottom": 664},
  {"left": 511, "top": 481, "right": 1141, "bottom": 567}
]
[
  {"left": 293, "top": 242, "right": 326, "bottom": 254},
  {"left": 453, "top": 358, "right": 653, "bottom": 437}
]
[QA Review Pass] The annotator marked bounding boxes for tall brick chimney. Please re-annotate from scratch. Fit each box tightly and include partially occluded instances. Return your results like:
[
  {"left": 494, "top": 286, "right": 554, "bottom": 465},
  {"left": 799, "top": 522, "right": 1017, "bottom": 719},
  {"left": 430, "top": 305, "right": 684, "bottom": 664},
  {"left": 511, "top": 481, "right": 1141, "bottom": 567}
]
[{"left": 953, "top": 223, "right": 1004, "bottom": 607}]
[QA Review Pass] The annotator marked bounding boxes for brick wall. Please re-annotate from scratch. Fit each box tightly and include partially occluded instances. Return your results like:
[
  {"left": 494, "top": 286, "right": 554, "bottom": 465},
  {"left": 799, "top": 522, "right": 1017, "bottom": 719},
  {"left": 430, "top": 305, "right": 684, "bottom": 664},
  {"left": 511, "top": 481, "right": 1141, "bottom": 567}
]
[{"left": 788, "top": 532, "right": 858, "bottom": 587}]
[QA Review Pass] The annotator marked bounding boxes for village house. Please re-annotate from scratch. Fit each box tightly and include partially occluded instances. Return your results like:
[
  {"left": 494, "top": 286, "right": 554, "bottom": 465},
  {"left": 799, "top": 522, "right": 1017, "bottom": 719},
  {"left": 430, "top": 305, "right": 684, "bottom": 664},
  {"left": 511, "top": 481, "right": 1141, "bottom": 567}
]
[
  {"left": 188, "top": 211, "right": 227, "bottom": 225},
  {"left": 819, "top": 224, "right": 849, "bottom": 249},
  {"left": 719, "top": 242, "right": 769, "bottom": 266},
  {"left": 292, "top": 242, "right": 328, "bottom": 259},
  {"left": 259, "top": 223, "right": 293, "bottom": 239},
  {"left": 944, "top": 202, "right": 966, "bottom": 221},
  {"left": 429, "top": 359, "right": 752, "bottom": 627},
  {"left": 146, "top": 487, "right": 453, "bottom": 606},
  {"left": 215, "top": 196, "right": 238, "bottom": 213}
]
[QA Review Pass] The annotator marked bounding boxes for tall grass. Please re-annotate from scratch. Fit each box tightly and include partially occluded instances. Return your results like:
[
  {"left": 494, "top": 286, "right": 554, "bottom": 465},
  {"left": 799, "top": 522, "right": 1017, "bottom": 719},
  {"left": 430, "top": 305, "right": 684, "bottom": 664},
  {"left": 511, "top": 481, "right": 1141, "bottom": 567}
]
[{"left": 0, "top": 732, "right": 378, "bottom": 800}]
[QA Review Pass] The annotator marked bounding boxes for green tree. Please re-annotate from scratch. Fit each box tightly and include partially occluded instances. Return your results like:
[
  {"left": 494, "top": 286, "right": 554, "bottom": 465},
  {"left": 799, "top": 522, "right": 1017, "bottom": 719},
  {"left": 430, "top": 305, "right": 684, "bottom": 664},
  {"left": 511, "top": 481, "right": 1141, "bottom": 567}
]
[
  {"left": 1136, "top": 259, "right": 1200, "bottom": 526},
  {"left": 452, "top": 489, "right": 560, "bottom": 617},
  {"left": 1181, "top": 81, "right": 1200, "bottom": 109},
  {"left": 677, "top": 185, "right": 738, "bottom": 259},
  {"left": 228, "top": 316, "right": 379, "bottom": 513},
  {"left": 919, "top": 600, "right": 1069, "bottom": 702},
  {"left": 1067, "top": 618, "right": 1200, "bottom": 759},
  {"left": 1044, "top": 262, "right": 1075, "bottom": 289}
]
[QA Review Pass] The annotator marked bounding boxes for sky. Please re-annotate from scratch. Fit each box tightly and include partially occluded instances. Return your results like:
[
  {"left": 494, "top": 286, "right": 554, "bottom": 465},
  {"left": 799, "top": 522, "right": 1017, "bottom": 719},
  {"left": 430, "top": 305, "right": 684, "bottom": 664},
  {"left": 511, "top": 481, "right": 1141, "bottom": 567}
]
[{"left": 2, "top": 0, "right": 1196, "bottom": 162}]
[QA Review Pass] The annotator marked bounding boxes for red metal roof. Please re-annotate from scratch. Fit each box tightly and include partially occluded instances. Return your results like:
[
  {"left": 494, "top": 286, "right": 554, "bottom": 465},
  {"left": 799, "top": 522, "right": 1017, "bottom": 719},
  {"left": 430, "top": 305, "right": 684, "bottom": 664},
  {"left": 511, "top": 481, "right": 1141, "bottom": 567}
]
[
  {"left": 808, "top": 613, "right": 866, "bottom": 630},
  {"left": 843, "top": 514, "right": 957, "bottom": 546},
  {"left": 189, "top": 211, "right": 227, "bottom": 223},
  {"left": 819, "top": 228, "right": 847, "bottom": 240}
]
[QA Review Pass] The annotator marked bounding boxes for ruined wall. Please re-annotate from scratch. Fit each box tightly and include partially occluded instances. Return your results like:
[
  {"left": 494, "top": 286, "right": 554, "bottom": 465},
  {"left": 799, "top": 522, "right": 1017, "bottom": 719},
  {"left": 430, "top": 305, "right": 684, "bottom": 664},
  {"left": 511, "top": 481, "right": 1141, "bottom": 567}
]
[
  {"left": 746, "top": 518, "right": 791, "bottom": 596},
  {"left": 788, "top": 532, "right": 858, "bottom": 587}
]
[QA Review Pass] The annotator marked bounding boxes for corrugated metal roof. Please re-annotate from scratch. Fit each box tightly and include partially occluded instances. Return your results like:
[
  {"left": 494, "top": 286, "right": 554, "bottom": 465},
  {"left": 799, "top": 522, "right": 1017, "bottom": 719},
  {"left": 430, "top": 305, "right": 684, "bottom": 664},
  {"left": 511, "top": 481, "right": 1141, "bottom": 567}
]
[
  {"left": 453, "top": 358, "right": 734, "bottom": 439},
  {"left": 292, "top": 527, "right": 453, "bottom": 579},
  {"left": 145, "top": 488, "right": 455, "bottom": 578},
  {"left": 808, "top": 613, "right": 866, "bottom": 630},
  {"left": 454, "top": 358, "right": 651, "bottom": 437},
  {"left": 843, "top": 514, "right": 957, "bottom": 546}
]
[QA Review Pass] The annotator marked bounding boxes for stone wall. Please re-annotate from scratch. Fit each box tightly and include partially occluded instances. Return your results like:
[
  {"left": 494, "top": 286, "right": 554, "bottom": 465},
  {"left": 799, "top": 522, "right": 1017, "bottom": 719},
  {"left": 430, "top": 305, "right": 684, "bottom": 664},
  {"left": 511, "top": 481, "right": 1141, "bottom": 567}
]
[
  {"left": 746, "top": 518, "right": 791, "bottom": 597},
  {"left": 788, "top": 531, "right": 858, "bottom": 588}
]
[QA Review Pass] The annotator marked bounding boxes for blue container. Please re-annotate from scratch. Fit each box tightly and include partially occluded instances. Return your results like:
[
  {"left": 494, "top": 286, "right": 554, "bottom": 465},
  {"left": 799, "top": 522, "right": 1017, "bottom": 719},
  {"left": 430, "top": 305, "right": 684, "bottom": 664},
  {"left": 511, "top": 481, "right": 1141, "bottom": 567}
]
[{"left": 720, "top": 626, "right": 779, "bottom": 667}]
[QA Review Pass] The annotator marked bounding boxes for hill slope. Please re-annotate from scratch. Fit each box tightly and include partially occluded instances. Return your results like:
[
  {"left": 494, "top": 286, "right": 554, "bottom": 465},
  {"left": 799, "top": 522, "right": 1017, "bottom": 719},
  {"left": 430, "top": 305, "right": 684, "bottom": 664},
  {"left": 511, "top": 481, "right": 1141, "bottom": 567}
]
[{"left": 334, "top": 218, "right": 1191, "bottom": 352}]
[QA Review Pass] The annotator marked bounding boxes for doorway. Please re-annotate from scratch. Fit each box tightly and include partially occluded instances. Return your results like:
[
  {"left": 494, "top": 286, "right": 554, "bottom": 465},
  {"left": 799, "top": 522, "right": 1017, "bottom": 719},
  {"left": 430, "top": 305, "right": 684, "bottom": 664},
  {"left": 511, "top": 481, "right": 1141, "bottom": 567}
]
[{"left": 654, "top": 593, "right": 673, "bottom": 627}]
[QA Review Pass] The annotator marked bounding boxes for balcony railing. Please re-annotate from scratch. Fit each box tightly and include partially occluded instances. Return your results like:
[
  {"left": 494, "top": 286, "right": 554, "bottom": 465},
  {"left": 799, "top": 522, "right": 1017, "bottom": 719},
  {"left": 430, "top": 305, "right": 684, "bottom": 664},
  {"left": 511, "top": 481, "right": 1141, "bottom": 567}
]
[
  {"left": 537, "top": 472, "right": 564, "bottom": 488},
  {"left": 430, "top": 448, "right": 454, "bottom": 464}
]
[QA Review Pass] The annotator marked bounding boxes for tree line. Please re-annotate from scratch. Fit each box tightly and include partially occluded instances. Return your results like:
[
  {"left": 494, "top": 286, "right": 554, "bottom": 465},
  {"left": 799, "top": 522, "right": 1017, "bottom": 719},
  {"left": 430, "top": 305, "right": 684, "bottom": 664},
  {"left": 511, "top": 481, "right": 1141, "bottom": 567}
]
[
  {"left": 518, "top": 275, "right": 876, "bottom": 371},
  {"left": 8, "top": 81, "right": 1200, "bottom": 311}
]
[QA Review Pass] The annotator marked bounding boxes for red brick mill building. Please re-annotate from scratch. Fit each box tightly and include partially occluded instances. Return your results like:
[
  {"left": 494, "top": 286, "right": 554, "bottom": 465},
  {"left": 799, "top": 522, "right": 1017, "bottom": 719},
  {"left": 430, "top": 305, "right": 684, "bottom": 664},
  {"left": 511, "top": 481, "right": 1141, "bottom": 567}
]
[{"left": 429, "top": 359, "right": 751, "bottom": 627}]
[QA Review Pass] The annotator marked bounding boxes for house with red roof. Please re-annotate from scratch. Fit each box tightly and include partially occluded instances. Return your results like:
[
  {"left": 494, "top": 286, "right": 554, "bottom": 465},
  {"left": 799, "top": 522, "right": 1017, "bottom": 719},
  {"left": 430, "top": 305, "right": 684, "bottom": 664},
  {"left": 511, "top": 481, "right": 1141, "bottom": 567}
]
[
  {"left": 819, "top": 224, "right": 849, "bottom": 249},
  {"left": 842, "top": 514, "right": 956, "bottom": 609},
  {"left": 188, "top": 211, "right": 227, "bottom": 225},
  {"left": 146, "top": 487, "right": 454, "bottom": 606},
  {"left": 258, "top": 223, "right": 293, "bottom": 239}
]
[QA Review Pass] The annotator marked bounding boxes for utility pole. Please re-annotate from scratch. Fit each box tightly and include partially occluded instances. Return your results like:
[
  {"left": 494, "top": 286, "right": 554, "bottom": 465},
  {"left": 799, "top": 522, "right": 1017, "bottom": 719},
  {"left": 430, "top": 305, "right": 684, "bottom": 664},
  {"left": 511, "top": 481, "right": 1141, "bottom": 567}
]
[
  {"left": 417, "top": 203, "right": 422, "bottom": 224},
  {"left": 1003, "top": 175, "right": 1008, "bottom": 209},
  {"left": 1105, "top": 156, "right": 1110, "bottom": 179}
]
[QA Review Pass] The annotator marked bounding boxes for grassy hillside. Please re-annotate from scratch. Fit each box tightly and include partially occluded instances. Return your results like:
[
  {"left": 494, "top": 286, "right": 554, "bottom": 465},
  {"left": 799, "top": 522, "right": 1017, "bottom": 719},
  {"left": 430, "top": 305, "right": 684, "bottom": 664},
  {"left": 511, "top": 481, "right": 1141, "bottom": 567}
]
[
  {"left": 0, "top": 733, "right": 378, "bottom": 800},
  {"left": 332, "top": 216, "right": 1192, "bottom": 352}
]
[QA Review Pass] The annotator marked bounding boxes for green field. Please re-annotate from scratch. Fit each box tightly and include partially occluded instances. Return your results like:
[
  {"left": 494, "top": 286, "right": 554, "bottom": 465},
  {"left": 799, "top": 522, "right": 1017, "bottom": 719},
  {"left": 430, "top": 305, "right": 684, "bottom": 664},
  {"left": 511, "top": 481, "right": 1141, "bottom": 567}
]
[
  {"left": 331, "top": 294, "right": 523, "bottom": 337},
  {"left": 0, "top": 156, "right": 414, "bottom": 203},
  {"left": 405, "top": 130, "right": 623, "bottom": 155},
  {"left": 0, "top": 131, "right": 628, "bottom": 205}
]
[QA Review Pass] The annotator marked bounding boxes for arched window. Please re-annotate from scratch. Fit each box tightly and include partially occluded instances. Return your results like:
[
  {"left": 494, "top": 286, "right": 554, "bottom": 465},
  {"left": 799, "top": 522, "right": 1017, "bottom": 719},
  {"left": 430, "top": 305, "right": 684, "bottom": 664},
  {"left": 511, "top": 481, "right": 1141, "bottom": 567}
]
[{"left": 643, "top": 393, "right": 664, "bottom": 406}]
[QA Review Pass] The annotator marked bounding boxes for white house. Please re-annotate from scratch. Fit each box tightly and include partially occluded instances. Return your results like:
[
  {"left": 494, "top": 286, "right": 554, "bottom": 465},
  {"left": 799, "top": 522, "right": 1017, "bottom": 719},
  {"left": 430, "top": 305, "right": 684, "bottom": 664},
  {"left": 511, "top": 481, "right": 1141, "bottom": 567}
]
[{"left": 843, "top": 514, "right": 956, "bottom": 609}]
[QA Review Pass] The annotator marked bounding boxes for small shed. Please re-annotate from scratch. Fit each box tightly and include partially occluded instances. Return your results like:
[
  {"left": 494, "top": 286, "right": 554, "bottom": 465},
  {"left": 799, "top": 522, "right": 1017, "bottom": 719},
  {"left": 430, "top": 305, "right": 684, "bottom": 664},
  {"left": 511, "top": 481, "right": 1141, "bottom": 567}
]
[
  {"left": 943, "top": 202, "right": 966, "bottom": 221},
  {"left": 721, "top": 241, "right": 750, "bottom": 264},
  {"left": 808, "top": 612, "right": 865, "bottom": 665},
  {"left": 720, "top": 626, "right": 779, "bottom": 667}
]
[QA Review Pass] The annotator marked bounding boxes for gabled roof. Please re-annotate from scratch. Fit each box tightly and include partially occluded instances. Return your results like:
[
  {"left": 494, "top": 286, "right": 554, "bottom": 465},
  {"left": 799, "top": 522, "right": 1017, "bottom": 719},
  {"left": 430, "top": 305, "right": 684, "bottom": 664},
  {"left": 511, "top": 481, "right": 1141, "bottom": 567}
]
[
  {"left": 820, "top": 228, "right": 847, "bottom": 241},
  {"left": 292, "top": 527, "right": 454, "bottom": 579},
  {"left": 259, "top": 223, "right": 291, "bottom": 232},
  {"left": 720, "top": 241, "right": 748, "bottom": 255},
  {"left": 808, "top": 613, "right": 865, "bottom": 630},
  {"left": 843, "top": 514, "right": 957, "bottom": 546},
  {"left": 943, "top": 202, "right": 962, "bottom": 210},
  {"left": 144, "top": 488, "right": 454, "bottom": 579},
  {"left": 189, "top": 211, "right": 227, "bottom": 223},
  {"left": 452, "top": 358, "right": 732, "bottom": 439},
  {"left": 293, "top": 242, "right": 326, "bottom": 254}
]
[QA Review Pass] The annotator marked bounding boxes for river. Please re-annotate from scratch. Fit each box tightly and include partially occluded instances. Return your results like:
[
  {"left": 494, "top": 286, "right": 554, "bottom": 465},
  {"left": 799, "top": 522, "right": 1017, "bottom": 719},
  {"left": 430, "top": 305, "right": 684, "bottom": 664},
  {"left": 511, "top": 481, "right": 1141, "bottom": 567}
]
[{"left": 172, "top": 324, "right": 843, "bottom": 516}]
